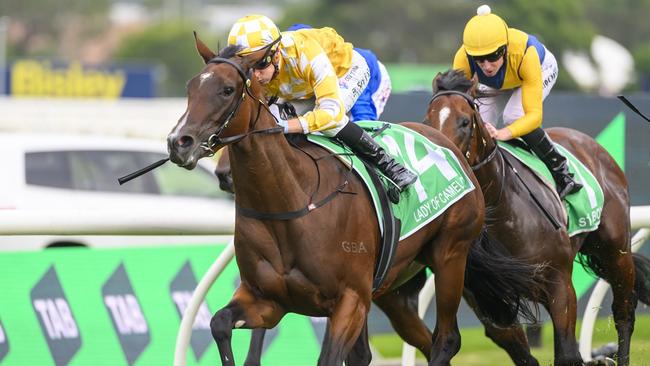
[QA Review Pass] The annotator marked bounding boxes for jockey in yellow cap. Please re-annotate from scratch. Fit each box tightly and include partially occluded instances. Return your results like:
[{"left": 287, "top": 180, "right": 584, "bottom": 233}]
[
  {"left": 453, "top": 5, "right": 582, "bottom": 198},
  {"left": 227, "top": 15, "right": 416, "bottom": 191}
]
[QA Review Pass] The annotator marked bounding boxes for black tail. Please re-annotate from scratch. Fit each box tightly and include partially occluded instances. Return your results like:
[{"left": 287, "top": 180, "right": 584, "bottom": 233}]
[
  {"left": 464, "top": 230, "right": 547, "bottom": 328},
  {"left": 633, "top": 253, "right": 650, "bottom": 305},
  {"left": 577, "top": 251, "right": 650, "bottom": 306}
]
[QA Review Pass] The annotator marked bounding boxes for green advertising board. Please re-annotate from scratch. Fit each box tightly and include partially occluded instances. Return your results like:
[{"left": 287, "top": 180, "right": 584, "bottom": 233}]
[{"left": 0, "top": 244, "right": 323, "bottom": 366}]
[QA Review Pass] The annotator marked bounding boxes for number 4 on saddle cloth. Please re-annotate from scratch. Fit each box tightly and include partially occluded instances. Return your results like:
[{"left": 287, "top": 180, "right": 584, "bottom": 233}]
[
  {"left": 308, "top": 121, "right": 476, "bottom": 241},
  {"left": 497, "top": 139, "right": 605, "bottom": 236},
  {"left": 309, "top": 121, "right": 476, "bottom": 290}
]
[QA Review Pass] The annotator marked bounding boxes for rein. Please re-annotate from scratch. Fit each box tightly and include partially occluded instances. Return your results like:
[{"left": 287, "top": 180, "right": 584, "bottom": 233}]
[
  {"left": 207, "top": 55, "right": 349, "bottom": 221},
  {"left": 199, "top": 57, "right": 284, "bottom": 155}
]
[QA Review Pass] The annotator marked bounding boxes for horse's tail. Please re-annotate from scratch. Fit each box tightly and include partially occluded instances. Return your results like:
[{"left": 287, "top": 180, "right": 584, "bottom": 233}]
[
  {"left": 464, "top": 229, "right": 547, "bottom": 328},
  {"left": 633, "top": 253, "right": 650, "bottom": 306},
  {"left": 577, "top": 251, "right": 650, "bottom": 306}
]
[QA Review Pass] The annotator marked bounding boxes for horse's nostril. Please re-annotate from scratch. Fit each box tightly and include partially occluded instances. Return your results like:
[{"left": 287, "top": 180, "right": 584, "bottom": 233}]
[{"left": 178, "top": 136, "right": 194, "bottom": 149}]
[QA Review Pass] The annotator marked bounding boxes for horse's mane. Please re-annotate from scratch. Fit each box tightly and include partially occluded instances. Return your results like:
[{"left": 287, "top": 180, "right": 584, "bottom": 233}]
[
  {"left": 434, "top": 69, "right": 496, "bottom": 99},
  {"left": 217, "top": 44, "right": 244, "bottom": 59}
]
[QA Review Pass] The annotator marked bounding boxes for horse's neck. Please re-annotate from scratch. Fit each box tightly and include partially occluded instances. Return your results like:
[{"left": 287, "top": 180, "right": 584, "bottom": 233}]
[
  {"left": 230, "top": 132, "right": 311, "bottom": 211},
  {"left": 472, "top": 134, "right": 507, "bottom": 208}
]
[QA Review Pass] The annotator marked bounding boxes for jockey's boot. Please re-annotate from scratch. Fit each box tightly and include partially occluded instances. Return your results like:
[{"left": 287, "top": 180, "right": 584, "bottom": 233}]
[
  {"left": 522, "top": 128, "right": 583, "bottom": 199},
  {"left": 335, "top": 122, "right": 417, "bottom": 191}
]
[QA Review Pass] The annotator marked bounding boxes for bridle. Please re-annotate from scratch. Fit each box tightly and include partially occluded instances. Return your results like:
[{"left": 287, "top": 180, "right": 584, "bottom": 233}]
[
  {"left": 428, "top": 90, "right": 498, "bottom": 171},
  {"left": 198, "top": 57, "right": 283, "bottom": 155},
  {"left": 428, "top": 89, "right": 505, "bottom": 210},
  {"left": 197, "top": 55, "right": 350, "bottom": 221}
]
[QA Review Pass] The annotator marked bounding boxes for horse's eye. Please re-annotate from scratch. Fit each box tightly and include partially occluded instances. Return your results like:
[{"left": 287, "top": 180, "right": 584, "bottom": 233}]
[
  {"left": 460, "top": 117, "right": 471, "bottom": 128},
  {"left": 222, "top": 86, "right": 235, "bottom": 96}
]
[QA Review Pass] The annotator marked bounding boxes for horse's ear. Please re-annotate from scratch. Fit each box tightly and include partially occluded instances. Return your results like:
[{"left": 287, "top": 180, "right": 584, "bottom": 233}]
[
  {"left": 469, "top": 73, "right": 479, "bottom": 96},
  {"left": 432, "top": 72, "right": 443, "bottom": 94},
  {"left": 194, "top": 31, "right": 216, "bottom": 64}
]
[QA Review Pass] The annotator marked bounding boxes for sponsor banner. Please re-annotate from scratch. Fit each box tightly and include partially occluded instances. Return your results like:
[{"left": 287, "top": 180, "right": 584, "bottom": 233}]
[
  {"left": 0, "top": 244, "right": 322, "bottom": 365},
  {"left": 169, "top": 261, "right": 212, "bottom": 361},
  {"left": 7, "top": 60, "right": 157, "bottom": 98},
  {"left": 31, "top": 266, "right": 81, "bottom": 366}
]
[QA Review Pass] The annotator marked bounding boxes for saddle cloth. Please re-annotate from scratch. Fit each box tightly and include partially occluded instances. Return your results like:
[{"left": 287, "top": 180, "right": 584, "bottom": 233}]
[
  {"left": 498, "top": 140, "right": 604, "bottom": 237},
  {"left": 307, "top": 121, "right": 475, "bottom": 241}
]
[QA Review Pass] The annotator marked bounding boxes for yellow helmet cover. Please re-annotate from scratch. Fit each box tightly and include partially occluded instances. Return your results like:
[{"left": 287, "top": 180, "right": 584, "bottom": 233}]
[
  {"left": 463, "top": 5, "right": 508, "bottom": 56},
  {"left": 227, "top": 14, "right": 281, "bottom": 55}
]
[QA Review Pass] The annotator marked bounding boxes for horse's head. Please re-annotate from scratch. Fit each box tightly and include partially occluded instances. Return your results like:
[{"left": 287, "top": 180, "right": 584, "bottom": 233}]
[
  {"left": 424, "top": 70, "right": 495, "bottom": 165},
  {"left": 167, "top": 33, "right": 272, "bottom": 169}
]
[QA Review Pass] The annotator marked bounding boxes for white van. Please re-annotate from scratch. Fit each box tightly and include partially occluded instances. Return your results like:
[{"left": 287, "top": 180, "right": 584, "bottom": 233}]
[{"left": 0, "top": 133, "right": 235, "bottom": 250}]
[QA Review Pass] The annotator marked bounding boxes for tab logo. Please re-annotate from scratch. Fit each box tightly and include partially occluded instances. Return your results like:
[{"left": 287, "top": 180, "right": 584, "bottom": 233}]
[
  {"left": 170, "top": 261, "right": 213, "bottom": 360},
  {"left": 0, "top": 318, "right": 8, "bottom": 362},
  {"left": 102, "top": 263, "right": 150, "bottom": 365},
  {"left": 30, "top": 266, "right": 81, "bottom": 366}
]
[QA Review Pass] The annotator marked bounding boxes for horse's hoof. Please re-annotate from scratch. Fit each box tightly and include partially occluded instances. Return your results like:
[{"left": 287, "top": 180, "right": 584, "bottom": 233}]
[
  {"left": 586, "top": 357, "right": 617, "bottom": 366},
  {"left": 592, "top": 342, "right": 618, "bottom": 360}
]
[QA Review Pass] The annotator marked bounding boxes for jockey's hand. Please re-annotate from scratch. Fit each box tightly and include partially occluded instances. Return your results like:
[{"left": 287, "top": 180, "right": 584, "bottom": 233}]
[
  {"left": 484, "top": 122, "right": 513, "bottom": 141},
  {"left": 269, "top": 104, "right": 289, "bottom": 133}
]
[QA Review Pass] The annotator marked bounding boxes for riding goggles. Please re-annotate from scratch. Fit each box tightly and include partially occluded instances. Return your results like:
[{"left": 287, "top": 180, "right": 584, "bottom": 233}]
[
  {"left": 253, "top": 55, "right": 274, "bottom": 70},
  {"left": 472, "top": 46, "right": 506, "bottom": 63},
  {"left": 252, "top": 36, "right": 282, "bottom": 70}
]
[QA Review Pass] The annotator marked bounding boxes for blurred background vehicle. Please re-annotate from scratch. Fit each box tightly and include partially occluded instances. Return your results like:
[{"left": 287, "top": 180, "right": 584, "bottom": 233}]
[{"left": 0, "top": 133, "right": 234, "bottom": 250}]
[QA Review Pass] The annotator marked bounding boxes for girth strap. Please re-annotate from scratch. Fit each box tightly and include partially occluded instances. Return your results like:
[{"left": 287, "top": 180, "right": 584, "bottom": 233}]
[{"left": 235, "top": 180, "right": 348, "bottom": 220}]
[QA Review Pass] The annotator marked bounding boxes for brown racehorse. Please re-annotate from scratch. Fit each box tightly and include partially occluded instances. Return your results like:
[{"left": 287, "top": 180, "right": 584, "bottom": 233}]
[
  {"left": 166, "top": 35, "right": 548, "bottom": 366},
  {"left": 423, "top": 69, "right": 650, "bottom": 366}
]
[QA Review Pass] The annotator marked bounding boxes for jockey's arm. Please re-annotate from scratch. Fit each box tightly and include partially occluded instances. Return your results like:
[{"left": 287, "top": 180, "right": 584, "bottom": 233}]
[
  {"left": 284, "top": 42, "right": 346, "bottom": 134},
  {"left": 505, "top": 48, "right": 543, "bottom": 138}
]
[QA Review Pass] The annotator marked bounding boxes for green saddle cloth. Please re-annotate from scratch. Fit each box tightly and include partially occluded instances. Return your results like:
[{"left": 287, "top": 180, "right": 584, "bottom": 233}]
[
  {"left": 307, "top": 121, "right": 475, "bottom": 240},
  {"left": 498, "top": 140, "right": 604, "bottom": 236}
]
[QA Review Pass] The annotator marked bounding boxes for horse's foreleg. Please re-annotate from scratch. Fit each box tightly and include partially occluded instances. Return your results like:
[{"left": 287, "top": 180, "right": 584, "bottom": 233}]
[
  {"left": 427, "top": 238, "right": 472, "bottom": 366},
  {"left": 318, "top": 288, "right": 368, "bottom": 366},
  {"left": 243, "top": 329, "right": 266, "bottom": 366},
  {"left": 211, "top": 286, "right": 285, "bottom": 366},
  {"left": 374, "top": 271, "right": 433, "bottom": 360},
  {"left": 344, "top": 320, "right": 372, "bottom": 366},
  {"left": 544, "top": 273, "right": 582, "bottom": 366}
]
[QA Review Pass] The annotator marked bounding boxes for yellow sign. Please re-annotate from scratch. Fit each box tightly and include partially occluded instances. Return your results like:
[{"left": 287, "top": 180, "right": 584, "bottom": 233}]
[{"left": 11, "top": 60, "right": 126, "bottom": 99}]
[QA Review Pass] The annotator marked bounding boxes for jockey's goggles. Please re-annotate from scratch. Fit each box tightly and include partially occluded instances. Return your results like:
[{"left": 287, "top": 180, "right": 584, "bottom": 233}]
[
  {"left": 252, "top": 36, "right": 282, "bottom": 70},
  {"left": 472, "top": 46, "right": 506, "bottom": 63},
  {"left": 253, "top": 55, "right": 274, "bottom": 70}
]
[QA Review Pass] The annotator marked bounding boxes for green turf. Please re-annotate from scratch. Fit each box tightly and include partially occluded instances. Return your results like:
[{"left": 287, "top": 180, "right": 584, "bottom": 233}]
[{"left": 370, "top": 313, "right": 650, "bottom": 365}]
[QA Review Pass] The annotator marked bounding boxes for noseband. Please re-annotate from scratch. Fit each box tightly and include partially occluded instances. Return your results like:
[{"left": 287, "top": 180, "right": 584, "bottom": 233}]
[
  {"left": 428, "top": 90, "right": 498, "bottom": 171},
  {"left": 198, "top": 57, "right": 283, "bottom": 155}
]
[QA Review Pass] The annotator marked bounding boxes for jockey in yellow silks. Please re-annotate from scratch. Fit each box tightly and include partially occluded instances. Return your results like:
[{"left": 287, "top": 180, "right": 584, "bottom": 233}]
[
  {"left": 227, "top": 15, "right": 416, "bottom": 191},
  {"left": 452, "top": 5, "right": 582, "bottom": 198}
]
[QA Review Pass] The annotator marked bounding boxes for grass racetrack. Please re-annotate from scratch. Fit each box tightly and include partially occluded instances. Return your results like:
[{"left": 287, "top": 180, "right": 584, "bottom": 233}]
[{"left": 371, "top": 313, "right": 650, "bottom": 365}]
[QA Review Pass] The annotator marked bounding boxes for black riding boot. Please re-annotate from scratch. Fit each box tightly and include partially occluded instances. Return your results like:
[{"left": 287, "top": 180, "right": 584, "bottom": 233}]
[
  {"left": 335, "top": 122, "right": 417, "bottom": 191},
  {"left": 521, "top": 128, "right": 583, "bottom": 199}
]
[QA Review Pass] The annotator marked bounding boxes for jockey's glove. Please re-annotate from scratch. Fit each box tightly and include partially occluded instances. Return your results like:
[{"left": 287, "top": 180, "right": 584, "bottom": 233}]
[{"left": 269, "top": 104, "right": 289, "bottom": 133}]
